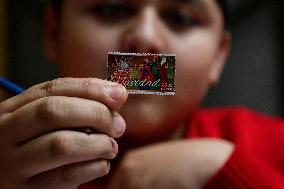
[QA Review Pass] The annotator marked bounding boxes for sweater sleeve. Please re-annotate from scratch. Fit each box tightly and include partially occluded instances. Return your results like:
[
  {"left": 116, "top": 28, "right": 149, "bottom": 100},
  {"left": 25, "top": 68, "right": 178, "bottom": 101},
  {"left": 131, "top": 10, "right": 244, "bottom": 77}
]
[
  {"left": 204, "top": 144, "right": 284, "bottom": 189},
  {"left": 186, "top": 107, "right": 284, "bottom": 189}
]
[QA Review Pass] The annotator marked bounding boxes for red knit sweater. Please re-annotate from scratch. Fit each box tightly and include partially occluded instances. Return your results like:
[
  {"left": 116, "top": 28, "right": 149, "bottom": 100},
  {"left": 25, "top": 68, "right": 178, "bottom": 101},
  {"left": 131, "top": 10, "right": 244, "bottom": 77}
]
[{"left": 79, "top": 106, "right": 284, "bottom": 189}]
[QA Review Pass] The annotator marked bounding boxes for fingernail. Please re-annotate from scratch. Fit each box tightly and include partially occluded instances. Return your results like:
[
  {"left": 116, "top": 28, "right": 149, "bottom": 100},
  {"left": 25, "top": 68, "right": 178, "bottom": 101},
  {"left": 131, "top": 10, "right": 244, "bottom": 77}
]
[
  {"left": 105, "top": 85, "right": 125, "bottom": 101},
  {"left": 109, "top": 137, "right": 118, "bottom": 155},
  {"left": 113, "top": 112, "right": 126, "bottom": 136}
]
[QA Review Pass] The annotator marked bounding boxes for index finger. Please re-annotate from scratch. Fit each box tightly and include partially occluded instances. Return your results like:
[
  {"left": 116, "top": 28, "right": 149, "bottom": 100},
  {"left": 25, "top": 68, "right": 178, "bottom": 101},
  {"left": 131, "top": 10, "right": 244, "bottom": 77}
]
[{"left": 0, "top": 78, "right": 128, "bottom": 113}]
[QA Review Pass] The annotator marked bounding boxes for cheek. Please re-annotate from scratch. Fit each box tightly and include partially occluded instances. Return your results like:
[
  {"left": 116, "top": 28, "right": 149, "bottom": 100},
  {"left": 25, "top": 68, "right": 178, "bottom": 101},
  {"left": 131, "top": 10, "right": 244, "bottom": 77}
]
[
  {"left": 58, "top": 15, "right": 122, "bottom": 78},
  {"left": 171, "top": 30, "right": 218, "bottom": 107}
]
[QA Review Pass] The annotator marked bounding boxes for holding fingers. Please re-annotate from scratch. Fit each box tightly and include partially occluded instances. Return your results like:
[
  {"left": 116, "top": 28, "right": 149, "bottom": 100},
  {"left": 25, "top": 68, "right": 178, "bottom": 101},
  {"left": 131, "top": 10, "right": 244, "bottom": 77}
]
[{"left": 0, "top": 78, "right": 128, "bottom": 189}]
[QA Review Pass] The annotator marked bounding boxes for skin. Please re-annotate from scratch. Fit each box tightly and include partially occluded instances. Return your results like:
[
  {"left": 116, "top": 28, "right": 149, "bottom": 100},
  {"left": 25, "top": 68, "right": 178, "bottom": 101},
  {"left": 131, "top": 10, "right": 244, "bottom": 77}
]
[{"left": 0, "top": 0, "right": 233, "bottom": 188}]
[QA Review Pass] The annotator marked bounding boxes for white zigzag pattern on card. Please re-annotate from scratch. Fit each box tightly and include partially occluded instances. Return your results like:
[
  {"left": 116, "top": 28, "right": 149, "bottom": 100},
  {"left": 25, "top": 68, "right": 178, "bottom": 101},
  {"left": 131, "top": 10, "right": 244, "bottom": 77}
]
[
  {"left": 108, "top": 52, "right": 176, "bottom": 56},
  {"left": 128, "top": 90, "right": 175, "bottom": 96}
]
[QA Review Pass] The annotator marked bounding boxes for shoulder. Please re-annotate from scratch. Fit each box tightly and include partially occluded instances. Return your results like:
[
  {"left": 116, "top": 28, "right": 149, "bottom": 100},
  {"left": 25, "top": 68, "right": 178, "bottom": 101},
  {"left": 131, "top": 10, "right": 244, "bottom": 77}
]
[
  {"left": 187, "top": 106, "right": 284, "bottom": 140},
  {"left": 191, "top": 106, "right": 284, "bottom": 126}
]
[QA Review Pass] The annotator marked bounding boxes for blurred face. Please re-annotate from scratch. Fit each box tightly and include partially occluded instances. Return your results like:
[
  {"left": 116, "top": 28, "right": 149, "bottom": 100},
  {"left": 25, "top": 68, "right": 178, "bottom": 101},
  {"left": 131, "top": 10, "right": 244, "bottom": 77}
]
[{"left": 45, "top": 0, "right": 229, "bottom": 144}]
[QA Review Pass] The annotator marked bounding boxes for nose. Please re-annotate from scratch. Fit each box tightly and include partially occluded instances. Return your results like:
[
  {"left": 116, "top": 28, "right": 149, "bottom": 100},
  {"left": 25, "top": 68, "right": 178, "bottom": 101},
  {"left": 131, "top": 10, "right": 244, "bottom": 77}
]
[{"left": 120, "top": 6, "right": 167, "bottom": 54}]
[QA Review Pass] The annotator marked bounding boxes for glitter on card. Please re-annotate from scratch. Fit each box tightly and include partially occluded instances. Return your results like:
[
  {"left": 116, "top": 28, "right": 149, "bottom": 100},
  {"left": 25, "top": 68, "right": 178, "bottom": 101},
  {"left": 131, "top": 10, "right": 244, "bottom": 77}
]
[{"left": 107, "top": 52, "right": 176, "bottom": 95}]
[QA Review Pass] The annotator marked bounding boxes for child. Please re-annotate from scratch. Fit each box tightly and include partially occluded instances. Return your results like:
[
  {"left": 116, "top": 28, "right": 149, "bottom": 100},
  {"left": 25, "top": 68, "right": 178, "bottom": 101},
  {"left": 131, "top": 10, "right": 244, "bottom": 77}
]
[{"left": 0, "top": 0, "right": 284, "bottom": 188}]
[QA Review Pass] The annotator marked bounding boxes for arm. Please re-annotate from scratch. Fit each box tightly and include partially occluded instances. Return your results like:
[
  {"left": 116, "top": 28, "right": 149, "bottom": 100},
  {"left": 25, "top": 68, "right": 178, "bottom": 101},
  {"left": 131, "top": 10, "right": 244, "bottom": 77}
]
[{"left": 107, "top": 139, "right": 234, "bottom": 189}]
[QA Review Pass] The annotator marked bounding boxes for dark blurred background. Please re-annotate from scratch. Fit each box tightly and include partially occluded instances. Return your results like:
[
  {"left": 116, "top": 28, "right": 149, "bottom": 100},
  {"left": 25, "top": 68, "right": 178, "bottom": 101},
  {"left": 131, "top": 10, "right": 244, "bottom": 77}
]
[{"left": 2, "top": 0, "right": 284, "bottom": 116}]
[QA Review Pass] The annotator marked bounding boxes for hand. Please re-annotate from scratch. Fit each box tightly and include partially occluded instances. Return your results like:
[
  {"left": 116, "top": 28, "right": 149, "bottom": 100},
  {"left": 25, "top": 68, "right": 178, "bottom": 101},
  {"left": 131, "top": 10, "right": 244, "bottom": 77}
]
[
  {"left": 0, "top": 78, "right": 128, "bottom": 189},
  {"left": 108, "top": 139, "right": 234, "bottom": 189}
]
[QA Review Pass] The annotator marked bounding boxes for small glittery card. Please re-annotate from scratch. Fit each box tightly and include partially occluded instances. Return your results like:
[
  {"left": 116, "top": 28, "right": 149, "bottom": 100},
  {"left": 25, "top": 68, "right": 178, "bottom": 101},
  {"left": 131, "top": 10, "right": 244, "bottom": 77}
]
[{"left": 107, "top": 52, "right": 176, "bottom": 95}]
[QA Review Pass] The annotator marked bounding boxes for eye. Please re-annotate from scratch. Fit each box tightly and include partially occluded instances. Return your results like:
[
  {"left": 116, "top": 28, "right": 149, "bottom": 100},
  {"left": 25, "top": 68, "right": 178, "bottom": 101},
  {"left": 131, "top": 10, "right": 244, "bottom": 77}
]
[
  {"left": 161, "top": 10, "right": 199, "bottom": 31},
  {"left": 91, "top": 3, "right": 136, "bottom": 23}
]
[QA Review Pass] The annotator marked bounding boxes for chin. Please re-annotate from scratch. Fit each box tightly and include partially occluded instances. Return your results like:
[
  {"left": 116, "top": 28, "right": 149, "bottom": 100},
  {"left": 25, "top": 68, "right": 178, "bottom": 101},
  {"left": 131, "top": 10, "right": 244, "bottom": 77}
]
[{"left": 120, "top": 96, "right": 188, "bottom": 145}]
